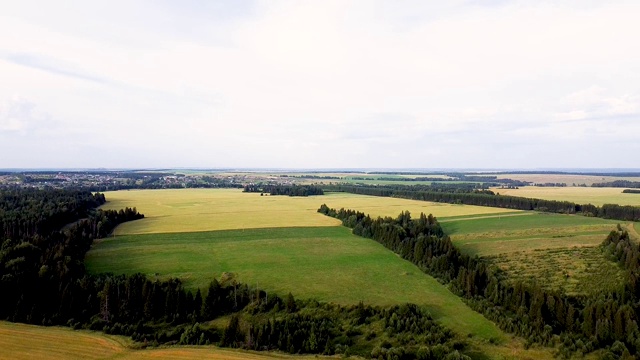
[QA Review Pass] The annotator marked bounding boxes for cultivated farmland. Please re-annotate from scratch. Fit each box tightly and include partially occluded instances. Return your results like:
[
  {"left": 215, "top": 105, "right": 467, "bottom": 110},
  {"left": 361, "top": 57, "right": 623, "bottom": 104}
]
[
  {"left": 495, "top": 173, "right": 640, "bottom": 186},
  {"left": 101, "top": 189, "right": 518, "bottom": 235},
  {"left": 440, "top": 212, "right": 627, "bottom": 296},
  {"left": 495, "top": 186, "right": 640, "bottom": 207},
  {"left": 441, "top": 212, "right": 622, "bottom": 256}
]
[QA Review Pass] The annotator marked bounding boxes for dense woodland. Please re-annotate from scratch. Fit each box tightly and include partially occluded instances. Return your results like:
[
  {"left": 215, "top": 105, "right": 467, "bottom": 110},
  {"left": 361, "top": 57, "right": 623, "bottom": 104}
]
[
  {"left": 319, "top": 204, "right": 640, "bottom": 358},
  {"left": 243, "top": 184, "right": 324, "bottom": 196},
  {"left": 0, "top": 188, "right": 468, "bottom": 359},
  {"left": 594, "top": 181, "right": 640, "bottom": 189},
  {"left": 325, "top": 184, "right": 640, "bottom": 222}
]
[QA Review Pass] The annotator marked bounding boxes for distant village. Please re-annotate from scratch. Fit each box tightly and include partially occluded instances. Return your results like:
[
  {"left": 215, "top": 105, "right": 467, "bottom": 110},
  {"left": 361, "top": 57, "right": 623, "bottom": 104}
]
[{"left": 0, "top": 171, "right": 248, "bottom": 190}]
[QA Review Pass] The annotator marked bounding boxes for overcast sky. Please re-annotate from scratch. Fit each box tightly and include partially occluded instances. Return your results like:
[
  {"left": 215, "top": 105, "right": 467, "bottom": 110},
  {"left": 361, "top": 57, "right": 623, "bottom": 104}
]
[{"left": 1, "top": 1, "right": 639, "bottom": 169}]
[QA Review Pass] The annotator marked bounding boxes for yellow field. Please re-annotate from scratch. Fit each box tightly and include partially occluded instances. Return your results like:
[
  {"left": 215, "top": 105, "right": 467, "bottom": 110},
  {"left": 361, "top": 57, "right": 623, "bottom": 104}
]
[
  {"left": 496, "top": 173, "right": 640, "bottom": 186},
  {"left": 494, "top": 186, "right": 640, "bottom": 207},
  {"left": 0, "top": 321, "right": 323, "bottom": 360},
  {"left": 101, "top": 189, "right": 517, "bottom": 235},
  {"left": 0, "top": 321, "right": 559, "bottom": 360}
]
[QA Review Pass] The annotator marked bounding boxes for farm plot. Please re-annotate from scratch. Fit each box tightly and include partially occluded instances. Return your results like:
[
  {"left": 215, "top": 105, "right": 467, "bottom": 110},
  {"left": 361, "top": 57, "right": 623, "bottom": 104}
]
[
  {"left": 494, "top": 186, "right": 640, "bottom": 207},
  {"left": 488, "top": 247, "right": 624, "bottom": 296},
  {"left": 86, "top": 226, "right": 503, "bottom": 340},
  {"left": 442, "top": 213, "right": 626, "bottom": 296},
  {"left": 101, "top": 189, "right": 518, "bottom": 235},
  {"left": 441, "top": 213, "right": 622, "bottom": 256}
]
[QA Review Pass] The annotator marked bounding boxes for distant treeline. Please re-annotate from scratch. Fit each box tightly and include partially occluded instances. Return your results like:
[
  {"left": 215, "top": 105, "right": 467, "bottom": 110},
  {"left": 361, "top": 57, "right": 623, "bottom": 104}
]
[
  {"left": 0, "top": 188, "right": 468, "bottom": 358},
  {"left": 243, "top": 185, "right": 324, "bottom": 196},
  {"left": 473, "top": 171, "right": 640, "bottom": 177},
  {"left": 370, "top": 173, "right": 529, "bottom": 186},
  {"left": 533, "top": 183, "right": 567, "bottom": 187},
  {"left": 593, "top": 180, "right": 640, "bottom": 188},
  {"left": 623, "top": 189, "right": 640, "bottom": 194},
  {"left": 318, "top": 205, "right": 640, "bottom": 357},
  {"left": 278, "top": 174, "right": 342, "bottom": 180},
  {"left": 324, "top": 184, "right": 640, "bottom": 222}
]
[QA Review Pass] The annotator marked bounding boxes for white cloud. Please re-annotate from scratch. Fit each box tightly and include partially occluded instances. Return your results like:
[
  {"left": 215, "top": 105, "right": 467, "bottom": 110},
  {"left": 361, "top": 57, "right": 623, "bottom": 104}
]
[{"left": 0, "top": 0, "right": 639, "bottom": 168}]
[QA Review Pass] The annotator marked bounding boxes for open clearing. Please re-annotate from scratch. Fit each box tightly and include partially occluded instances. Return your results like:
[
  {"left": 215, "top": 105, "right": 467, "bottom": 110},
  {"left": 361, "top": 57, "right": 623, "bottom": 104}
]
[
  {"left": 495, "top": 186, "right": 640, "bottom": 207},
  {"left": 87, "top": 226, "right": 503, "bottom": 339},
  {"left": 0, "top": 321, "right": 322, "bottom": 360},
  {"left": 488, "top": 247, "right": 624, "bottom": 296},
  {"left": 442, "top": 212, "right": 622, "bottom": 256},
  {"left": 442, "top": 213, "right": 626, "bottom": 296},
  {"left": 101, "top": 189, "right": 517, "bottom": 235}
]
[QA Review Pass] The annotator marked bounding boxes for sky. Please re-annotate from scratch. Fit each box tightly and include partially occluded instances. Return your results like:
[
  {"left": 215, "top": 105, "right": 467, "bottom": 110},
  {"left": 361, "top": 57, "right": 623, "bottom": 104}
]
[{"left": 1, "top": 0, "right": 639, "bottom": 169}]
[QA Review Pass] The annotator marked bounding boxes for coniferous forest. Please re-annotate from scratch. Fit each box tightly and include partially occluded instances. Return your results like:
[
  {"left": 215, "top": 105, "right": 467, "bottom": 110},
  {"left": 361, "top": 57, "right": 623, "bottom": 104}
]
[{"left": 243, "top": 184, "right": 324, "bottom": 196}]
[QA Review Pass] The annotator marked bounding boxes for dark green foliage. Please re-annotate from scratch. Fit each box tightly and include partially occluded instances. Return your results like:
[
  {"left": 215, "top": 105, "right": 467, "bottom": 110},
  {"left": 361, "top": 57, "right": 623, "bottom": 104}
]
[
  {"left": 243, "top": 184, "right": 324, "bottom": 196},
  {"left": 594, "top": 181, "right": 640, "bottom": 188}
]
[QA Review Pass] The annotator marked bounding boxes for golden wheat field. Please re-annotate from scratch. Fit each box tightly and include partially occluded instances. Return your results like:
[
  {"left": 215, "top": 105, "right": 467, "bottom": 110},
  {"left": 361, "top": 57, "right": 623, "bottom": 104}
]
[{"left": 494, "top": 186, "right": 640, "bottom": 207}]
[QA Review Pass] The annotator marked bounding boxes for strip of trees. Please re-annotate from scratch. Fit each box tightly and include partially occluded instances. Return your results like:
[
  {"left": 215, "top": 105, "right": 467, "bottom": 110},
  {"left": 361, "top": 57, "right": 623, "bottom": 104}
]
[
  {"left": 243, "top": 184, "right": 324, "bottom": 196},
  {"left": 324, "top": 184, "right": 640, "bottom": 222},
  {"left": 318, "top": 204, "right": 640, "bottom": 357},
  {"left": 593, "top": 181, "right": 640, "bottom": 188}
]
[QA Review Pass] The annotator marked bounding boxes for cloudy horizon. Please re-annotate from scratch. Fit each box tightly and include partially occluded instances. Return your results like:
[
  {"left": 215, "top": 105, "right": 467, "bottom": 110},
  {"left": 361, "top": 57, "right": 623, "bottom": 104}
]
[{"left": 1, "top": 1, "right": 639, "bottom": 169}]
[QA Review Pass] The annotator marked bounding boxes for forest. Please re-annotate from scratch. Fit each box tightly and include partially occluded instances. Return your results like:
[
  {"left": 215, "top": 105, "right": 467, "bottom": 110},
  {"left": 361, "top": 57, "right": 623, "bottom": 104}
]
[
  {"left": 243, "top": 184, "right": 324, "bottom": 196},
  {"left": 318, "top": 204, "right": 640, "bottom": 358},
  {"left": 594, "top": 181, "right": 640, "bottom": 188}
]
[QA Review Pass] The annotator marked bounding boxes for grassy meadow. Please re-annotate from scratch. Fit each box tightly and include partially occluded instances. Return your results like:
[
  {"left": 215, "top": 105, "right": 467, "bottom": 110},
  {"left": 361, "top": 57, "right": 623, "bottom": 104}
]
[
  {"left": 442, "top": 212, "right": 622, "bottom": 256},
  {"left": 101, "top": 189, "right": 517, "bottom": 235},
  {"left": 488, "top": 247, "right": 624, "bottom": 296},
  {"left": 495, "top": 186, "right": 640, "bottom": 206},
  {"left": 86, "top": 226, "right": 503, "bottom": 339},
  {"left": 441, "top": 212, "right": 627, "bottom": 296},
  {"left": 0, "top": 321, "right": 324, "bottom": 360}
]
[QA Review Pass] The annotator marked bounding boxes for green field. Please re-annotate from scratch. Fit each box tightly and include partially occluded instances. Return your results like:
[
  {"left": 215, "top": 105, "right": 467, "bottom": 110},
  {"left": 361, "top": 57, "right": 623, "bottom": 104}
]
[
  {"left": 488, "top": 247, "right": 624, "bottom": 296},
  {"left": 440, "top": 211, "right": 627, "bottom": 296},
  {"left": 86, "top": 226, "right": 502, "bottom": 340},
  {"left": 495, "top": 186, "right": 640, "bottom": 206},
  {"left": 101, "top": 189, "right": 517, "bottom": 235},
  {"left": 0, "top": 321, "right": 323, "bottom": 360},
  {"left": 442, "top": 213, "right": 622, "bottom": 256}
]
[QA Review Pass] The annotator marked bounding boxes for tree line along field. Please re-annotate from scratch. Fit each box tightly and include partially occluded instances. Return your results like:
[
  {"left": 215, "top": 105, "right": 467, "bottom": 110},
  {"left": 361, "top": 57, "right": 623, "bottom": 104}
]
[
  {"left": 0, "top": 321, "right": 324, "bottom": 360},
  {"left": 100, "top": 189, "right": 518, "bottom": 235},
  {"left": 494, "top": 186, "right": 640, "bottom": 207}
]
